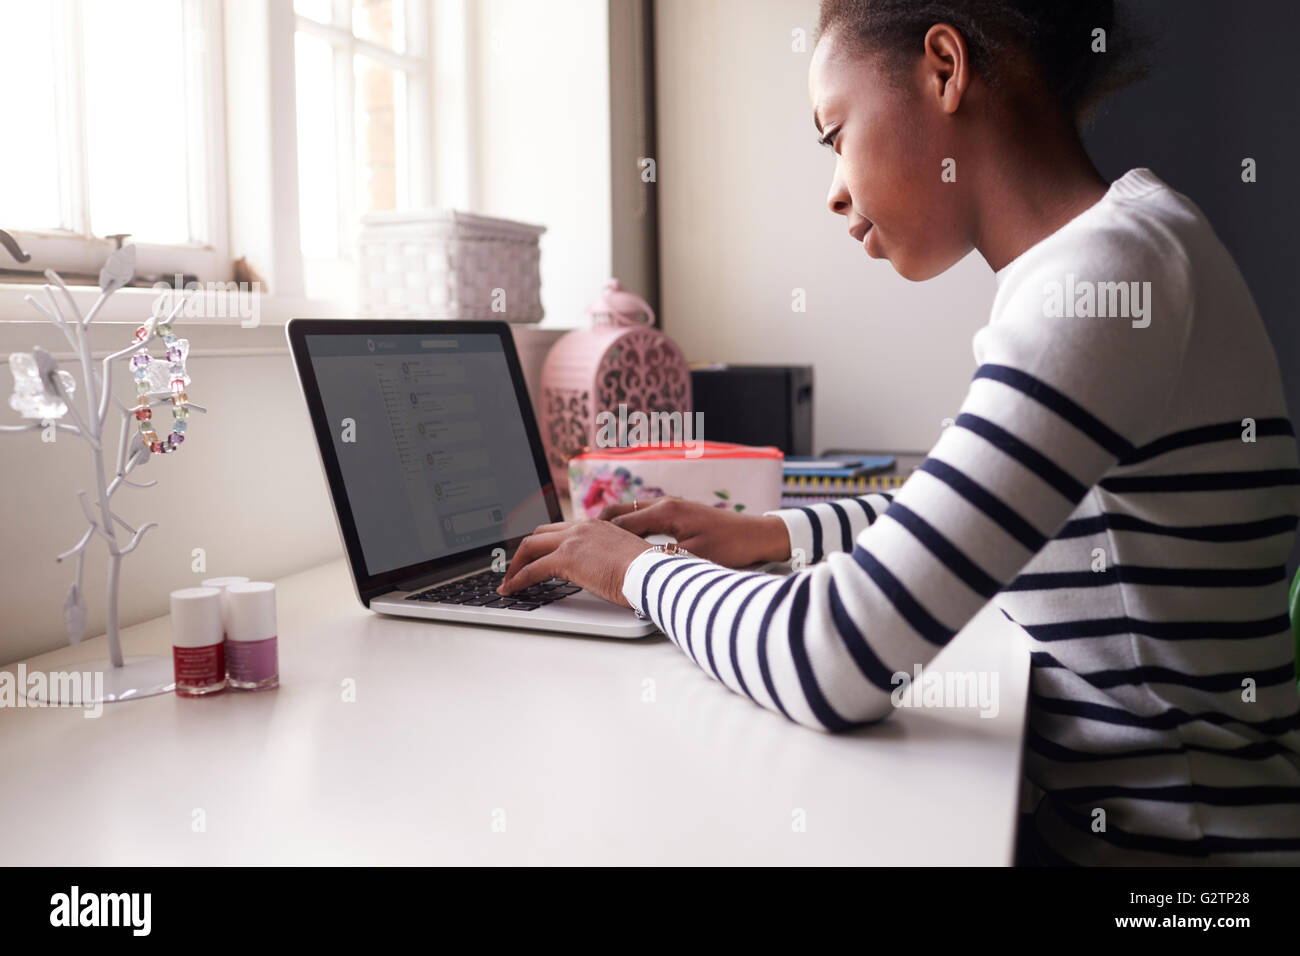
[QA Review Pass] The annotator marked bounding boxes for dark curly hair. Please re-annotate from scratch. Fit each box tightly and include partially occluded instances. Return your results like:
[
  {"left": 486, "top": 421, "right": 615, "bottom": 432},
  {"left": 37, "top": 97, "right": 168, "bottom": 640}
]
[{"left": 817, "top": 0, "right": 1147, "bottom": 126}]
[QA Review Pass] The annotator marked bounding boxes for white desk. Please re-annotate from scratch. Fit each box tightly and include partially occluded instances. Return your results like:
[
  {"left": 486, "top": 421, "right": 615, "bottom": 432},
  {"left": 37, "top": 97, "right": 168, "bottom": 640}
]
[{"left": 0, "top": 558, "right": 1029, "bottom": 865}]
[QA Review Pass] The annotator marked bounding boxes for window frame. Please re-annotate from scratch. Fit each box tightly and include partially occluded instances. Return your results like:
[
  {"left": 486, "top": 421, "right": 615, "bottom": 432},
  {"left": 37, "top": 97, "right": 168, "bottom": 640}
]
[
  {"left": 0, "top": 0, "right": 232, "bottom": 285},
  {"left": 292, "top": 0, "right": 432, "bottom": 299}
]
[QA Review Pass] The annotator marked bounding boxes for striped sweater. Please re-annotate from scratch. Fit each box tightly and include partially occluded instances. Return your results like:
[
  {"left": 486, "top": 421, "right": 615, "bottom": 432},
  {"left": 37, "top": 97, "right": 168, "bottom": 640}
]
[{"left": 622, "top": 168, "right": 1300, "bottom": 865}]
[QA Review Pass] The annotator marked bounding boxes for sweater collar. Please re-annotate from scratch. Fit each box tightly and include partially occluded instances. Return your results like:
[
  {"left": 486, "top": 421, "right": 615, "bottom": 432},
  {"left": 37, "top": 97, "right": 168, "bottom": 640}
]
[{"left": 993, "top": 168, "right": 1164, "bottom": 284}]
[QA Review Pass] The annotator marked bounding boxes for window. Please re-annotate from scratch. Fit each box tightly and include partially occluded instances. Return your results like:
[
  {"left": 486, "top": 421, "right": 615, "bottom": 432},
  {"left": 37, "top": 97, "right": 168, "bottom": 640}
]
[
  {"left": 0, "top": 0, "right": 228, "bottom": 283},
  {"left": 0, "top": 0, "right": 617, "bottom": 320},
  {"left": 293, "top": 0, "right": 430, "bottom": 299}
]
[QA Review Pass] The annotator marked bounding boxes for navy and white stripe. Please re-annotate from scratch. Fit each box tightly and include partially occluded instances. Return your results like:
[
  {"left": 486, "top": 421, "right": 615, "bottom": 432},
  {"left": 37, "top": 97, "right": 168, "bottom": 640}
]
[{"left": 623, "top": 169, "right": 1300, "bottom": 865}]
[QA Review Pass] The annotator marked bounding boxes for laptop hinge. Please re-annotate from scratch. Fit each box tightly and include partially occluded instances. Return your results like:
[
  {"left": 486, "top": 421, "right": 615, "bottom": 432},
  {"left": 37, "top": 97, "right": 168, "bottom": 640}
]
[
  {"left": 392, "top": 570, "right": 445, "bottom": 593},
  {"left": 393, "top": 551, "right": 503, "bottom": 593}
]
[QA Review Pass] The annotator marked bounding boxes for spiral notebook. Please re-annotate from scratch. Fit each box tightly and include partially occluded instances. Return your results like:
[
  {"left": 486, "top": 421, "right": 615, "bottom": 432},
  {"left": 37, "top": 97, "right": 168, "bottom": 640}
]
[{"left": 779, "top": 451, "right": 921, "bottom": 506}]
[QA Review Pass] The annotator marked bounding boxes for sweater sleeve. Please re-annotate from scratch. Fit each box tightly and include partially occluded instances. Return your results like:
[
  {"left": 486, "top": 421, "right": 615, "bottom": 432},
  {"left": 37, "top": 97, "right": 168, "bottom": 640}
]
[
  {"left": 621, "top": 221, "right": 1193, "bottom": 731},
  {"left": 763, "top": 491, "right": 900, "bottom": 566}
]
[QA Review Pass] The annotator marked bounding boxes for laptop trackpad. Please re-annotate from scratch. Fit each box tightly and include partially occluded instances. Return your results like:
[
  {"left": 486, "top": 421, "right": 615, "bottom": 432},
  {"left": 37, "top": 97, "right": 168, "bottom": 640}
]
[{"left": 553, "top": 588, "right": 626, "bottom": 612}]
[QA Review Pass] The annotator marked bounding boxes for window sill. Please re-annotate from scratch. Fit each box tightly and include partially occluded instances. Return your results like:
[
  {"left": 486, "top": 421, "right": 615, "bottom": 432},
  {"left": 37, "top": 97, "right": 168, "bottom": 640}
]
[
  {"left": 0, "top": 284, "right": 594, "bottom": 333},
  {"left": 0, "top": 284, "right": 342, "bottom": 327}
]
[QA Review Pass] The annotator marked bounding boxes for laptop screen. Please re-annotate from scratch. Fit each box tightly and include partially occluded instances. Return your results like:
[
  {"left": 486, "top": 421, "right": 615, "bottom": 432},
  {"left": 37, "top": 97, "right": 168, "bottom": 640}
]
[{"left": 302, "top": 329, "right": 554, "bottom": 577}]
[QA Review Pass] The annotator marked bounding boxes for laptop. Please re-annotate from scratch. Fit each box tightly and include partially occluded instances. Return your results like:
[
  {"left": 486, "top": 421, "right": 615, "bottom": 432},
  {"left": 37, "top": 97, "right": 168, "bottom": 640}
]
[{"left": 285, "top": 318, "right": 657, "bottom": 639}]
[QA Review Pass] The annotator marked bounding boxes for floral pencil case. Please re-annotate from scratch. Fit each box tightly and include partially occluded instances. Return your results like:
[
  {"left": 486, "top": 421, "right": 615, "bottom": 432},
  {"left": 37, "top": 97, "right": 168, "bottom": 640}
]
[{"left": 568, "top": 441, "right": 784, "bottom": 518}]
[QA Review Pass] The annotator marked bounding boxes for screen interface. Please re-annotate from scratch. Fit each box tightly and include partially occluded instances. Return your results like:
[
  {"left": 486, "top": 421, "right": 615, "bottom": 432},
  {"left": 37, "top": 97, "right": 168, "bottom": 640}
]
[{"left": 305, "top": 331, "right": 552, "bottom": 576}]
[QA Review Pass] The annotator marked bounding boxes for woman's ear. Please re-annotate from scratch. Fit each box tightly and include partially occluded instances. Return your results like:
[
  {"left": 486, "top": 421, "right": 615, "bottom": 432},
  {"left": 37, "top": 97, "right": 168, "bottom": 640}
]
[{"left": 922, "top": 23, "right": 970, "bottom": 114}]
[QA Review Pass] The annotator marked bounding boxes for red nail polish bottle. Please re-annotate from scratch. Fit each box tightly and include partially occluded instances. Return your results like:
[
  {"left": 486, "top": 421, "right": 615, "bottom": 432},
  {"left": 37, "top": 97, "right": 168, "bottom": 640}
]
[{"left": 170, "top": 587, "right": 227, "bottom": 697}]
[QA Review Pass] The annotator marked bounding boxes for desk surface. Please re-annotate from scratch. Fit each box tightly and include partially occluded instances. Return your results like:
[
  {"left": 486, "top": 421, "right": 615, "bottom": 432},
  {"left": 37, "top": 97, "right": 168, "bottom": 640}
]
[{"left": 0, "top": 559, "right": 1030, "bottom": 865}]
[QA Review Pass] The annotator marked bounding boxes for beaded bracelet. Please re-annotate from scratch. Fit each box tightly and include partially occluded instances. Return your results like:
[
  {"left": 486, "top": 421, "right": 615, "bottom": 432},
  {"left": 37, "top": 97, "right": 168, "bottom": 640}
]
[{"left": 128, "top": 319, "right": 192, "bottom": 455}]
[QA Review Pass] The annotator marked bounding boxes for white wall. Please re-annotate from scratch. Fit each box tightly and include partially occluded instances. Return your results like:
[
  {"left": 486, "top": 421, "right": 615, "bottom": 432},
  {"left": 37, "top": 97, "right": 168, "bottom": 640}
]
[
  {"left": 0, "top": 320, "right": 342, "bottom": 664},
  {"left": 654, "top": 0, "right": 997, "bottom": 453}
]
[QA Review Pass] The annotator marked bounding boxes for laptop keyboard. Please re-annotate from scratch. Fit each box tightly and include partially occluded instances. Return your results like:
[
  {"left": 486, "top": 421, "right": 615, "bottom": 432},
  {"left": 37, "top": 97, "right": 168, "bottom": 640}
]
[{"left": 404, "top": 569, "right": 581, "bottom": 611}]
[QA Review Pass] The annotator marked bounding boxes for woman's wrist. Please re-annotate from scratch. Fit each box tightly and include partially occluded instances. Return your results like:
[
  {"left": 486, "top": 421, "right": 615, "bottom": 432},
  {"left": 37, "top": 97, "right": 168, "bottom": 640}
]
[
  {"left": 643, "top": 541, "right": 692, "bottom": 558},
  {"left": 757, "top": 514, "right": 792, "bottom": 563}
]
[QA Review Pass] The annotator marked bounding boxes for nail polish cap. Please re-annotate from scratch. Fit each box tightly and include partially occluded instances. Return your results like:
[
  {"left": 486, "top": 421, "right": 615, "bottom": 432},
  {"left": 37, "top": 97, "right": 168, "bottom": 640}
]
[
  {"left": 201, "top": 576, "right": 250, "bottom": 632},
  {"left": 170, "top": 587, "right": 223, "bottom": 648},
  {"left": 225, "top": 581, "right": 277, "bottom": 643},
  {"left": 201, "top": 576, "right": 249, "bottom": 589}
]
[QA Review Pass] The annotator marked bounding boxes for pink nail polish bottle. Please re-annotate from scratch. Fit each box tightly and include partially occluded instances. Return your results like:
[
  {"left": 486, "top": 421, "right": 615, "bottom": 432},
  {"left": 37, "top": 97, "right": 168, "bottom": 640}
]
[
  {"left": 170, "top": 587, "right": 227, "bottom": 697},
  {"left": 225, "top": 582, "right": 279, "bottom": 691}
]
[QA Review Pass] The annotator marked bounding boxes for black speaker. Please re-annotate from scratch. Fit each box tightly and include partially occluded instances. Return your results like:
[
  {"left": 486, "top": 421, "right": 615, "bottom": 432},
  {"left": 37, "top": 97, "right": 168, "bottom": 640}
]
[{"left": 688, "top": 364, "right": 813, "bottom": 456}]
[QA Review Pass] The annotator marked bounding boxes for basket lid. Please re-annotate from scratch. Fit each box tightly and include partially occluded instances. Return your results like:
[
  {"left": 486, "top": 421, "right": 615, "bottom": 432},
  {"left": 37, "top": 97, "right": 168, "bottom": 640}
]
[
  {"left": 358, "top": 208, "right": 546, "bottom": 236},
  {"left": 572, "top": 441, "right": 784, "bottom": 461}
]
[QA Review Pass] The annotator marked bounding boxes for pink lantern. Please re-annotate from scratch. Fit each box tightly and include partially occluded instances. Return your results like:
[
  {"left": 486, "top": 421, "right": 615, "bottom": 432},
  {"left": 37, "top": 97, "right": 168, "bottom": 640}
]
[{"left": 540, "top": 279, "right": 692, "bottom": 492}]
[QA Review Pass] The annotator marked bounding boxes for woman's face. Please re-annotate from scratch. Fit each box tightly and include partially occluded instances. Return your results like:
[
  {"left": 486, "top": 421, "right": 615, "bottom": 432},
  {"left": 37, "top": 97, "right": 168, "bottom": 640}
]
[{"left": 808, "top": 30, "right": 973, "bottom": 281}]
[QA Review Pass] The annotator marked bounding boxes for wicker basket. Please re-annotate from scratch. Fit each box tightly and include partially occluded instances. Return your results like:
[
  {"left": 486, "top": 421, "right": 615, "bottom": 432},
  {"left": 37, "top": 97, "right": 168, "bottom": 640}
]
[{"left": 357, "top": 209, "right": 546, "bottom": 322}]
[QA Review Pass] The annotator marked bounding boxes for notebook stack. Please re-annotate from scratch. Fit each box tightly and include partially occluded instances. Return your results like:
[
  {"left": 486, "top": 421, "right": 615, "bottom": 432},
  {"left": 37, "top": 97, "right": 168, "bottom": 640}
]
[{"left": 779, "top": 454, "right": 914, "bottom": 506}]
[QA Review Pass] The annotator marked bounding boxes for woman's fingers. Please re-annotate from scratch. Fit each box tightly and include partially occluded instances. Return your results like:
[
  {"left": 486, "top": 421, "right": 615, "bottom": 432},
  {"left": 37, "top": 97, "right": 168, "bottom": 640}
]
[
  {"left": 498, "top": 550, "right": 562, "bottom": 594},
  {"left": 500, "top": 529, "right": 565, "bottom": 590},
  {"left": 596, "top": 502, "right": 635, "bottom": 520},
  {"left": 527, "top": 520, "right": 574, "bottom": 536},
  {"left": 497, "top": 519, "right": 653, "bottom": 606},
  {"left": 608, "top": 497, "right": 679, "bottom": 536}
]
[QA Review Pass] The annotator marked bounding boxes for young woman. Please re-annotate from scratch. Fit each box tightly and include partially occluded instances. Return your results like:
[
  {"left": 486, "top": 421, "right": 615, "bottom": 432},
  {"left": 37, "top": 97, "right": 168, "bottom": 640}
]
[{"left": 498, "top": 0, "right": 1300, "bottom": 865}]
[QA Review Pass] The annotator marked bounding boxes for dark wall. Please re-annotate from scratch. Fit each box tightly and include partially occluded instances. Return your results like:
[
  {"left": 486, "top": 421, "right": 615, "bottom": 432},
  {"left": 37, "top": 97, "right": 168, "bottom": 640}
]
[{"left": 1083, "top": 0, "right": 1299, "bottom": 578}]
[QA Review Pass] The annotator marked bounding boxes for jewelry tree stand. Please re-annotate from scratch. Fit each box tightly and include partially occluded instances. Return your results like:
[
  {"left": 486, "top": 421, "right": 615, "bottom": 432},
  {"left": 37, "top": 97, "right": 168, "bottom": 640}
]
[{"left": 2, "top": 245, "right": 206, "bottom": 703}]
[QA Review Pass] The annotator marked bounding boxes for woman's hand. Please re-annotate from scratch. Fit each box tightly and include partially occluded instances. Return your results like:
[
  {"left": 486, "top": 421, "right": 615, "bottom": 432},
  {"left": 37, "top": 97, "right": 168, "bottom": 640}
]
[
  {"left": 598, "top": 496, "right": 791, "bottom": 569},
  {"left": 496, "top": 518, "right": 653, "bottom": 607}
]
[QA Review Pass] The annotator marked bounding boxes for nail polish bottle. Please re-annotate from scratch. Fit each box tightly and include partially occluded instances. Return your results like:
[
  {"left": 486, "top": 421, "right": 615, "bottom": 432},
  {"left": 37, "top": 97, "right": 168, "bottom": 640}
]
[
  {"left": 170, "top": 587, "right": 227, "bottom": 697},
  {"left": 201, "top": 576, "right": 249, "bottom": 677},
  {"left": 225, "top": 581, "right": 279, "bottom": 691}
]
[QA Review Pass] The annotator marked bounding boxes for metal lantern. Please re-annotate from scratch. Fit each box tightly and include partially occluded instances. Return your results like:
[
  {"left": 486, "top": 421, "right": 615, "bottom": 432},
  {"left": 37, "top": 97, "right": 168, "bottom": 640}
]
[{"left": 540, "top": 279, "right": 692, "bottom": 492}]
